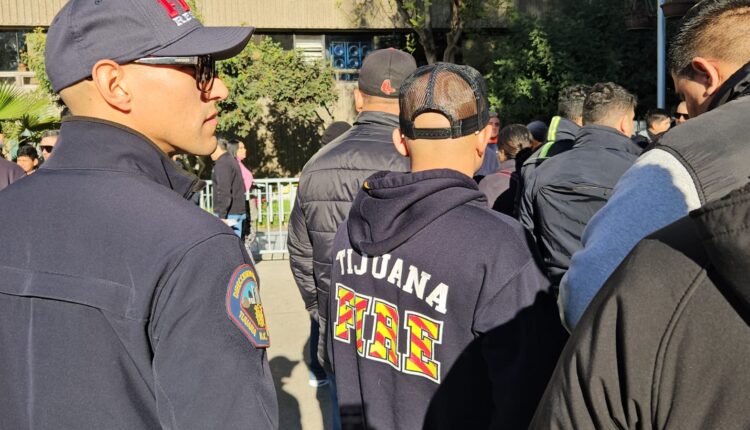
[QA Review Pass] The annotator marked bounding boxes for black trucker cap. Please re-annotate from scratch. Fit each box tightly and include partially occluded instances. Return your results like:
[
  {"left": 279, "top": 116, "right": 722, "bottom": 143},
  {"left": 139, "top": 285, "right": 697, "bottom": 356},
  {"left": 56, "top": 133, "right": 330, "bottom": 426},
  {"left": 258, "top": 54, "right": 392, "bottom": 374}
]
[
  {"left": 358, "top": 48, "right": 417, "bottom": 98},
  {"left": 399, "top": 63, "right": 490, "bottom": 140},
  {"left": 45, "top": 0, "right": 255, "bottom": 93}
]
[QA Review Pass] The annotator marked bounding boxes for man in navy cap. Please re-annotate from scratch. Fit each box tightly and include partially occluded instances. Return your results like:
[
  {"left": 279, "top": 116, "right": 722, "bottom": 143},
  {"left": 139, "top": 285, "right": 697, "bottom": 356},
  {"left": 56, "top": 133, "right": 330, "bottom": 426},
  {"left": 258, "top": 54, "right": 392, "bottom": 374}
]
[{"left": 0, "top": 1, "right": 277, "bottom": 428}]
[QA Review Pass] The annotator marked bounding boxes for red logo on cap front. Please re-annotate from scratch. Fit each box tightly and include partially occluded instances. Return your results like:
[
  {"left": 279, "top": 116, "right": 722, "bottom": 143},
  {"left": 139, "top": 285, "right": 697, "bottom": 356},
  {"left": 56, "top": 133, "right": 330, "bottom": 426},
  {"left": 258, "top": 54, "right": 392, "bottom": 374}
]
[
  {"left": 156, "top": 0, "right": 191, "bottom": 18},
  {"left": 156, "top": 0, "right": 195, "bottom": 26},
  {"left": 381, "top": 79, "right": 396, "bottom": 95}
]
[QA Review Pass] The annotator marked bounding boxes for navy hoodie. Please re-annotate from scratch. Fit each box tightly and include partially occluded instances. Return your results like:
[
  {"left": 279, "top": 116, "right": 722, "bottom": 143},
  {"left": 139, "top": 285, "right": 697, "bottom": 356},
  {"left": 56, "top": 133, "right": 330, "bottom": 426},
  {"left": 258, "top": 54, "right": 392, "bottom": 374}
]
[{"left": 329, "top": 169, "right": 567, "bottom": 430}]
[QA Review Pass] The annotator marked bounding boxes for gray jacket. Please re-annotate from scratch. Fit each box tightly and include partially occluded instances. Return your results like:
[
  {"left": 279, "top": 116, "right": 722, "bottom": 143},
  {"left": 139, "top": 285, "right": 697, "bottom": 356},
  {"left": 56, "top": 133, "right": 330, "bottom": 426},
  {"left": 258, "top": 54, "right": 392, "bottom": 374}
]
[{"left": 287, "top": 111, "right": 409, "bottom": 364}]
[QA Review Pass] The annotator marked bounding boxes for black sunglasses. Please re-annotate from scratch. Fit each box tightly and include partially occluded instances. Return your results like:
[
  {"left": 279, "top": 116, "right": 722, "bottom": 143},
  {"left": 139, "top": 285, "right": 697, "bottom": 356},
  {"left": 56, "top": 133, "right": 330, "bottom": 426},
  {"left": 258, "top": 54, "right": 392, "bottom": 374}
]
[
  {"left": 40, "top": 145, "right": 54, "bottom": 153},
  {"left": 134, "top": 55, "right": 216, "bottom": 93},
  {"left": 675, "top": 112, "right": 690, "bottom": 120}
]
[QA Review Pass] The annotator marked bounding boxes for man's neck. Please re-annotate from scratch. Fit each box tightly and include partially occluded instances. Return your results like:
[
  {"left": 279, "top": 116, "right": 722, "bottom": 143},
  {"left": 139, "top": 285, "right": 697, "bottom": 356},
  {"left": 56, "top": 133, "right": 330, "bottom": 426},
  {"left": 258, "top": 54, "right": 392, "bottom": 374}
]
[{"left": 360, "top": 104, "right": 400, "bottom": 116}]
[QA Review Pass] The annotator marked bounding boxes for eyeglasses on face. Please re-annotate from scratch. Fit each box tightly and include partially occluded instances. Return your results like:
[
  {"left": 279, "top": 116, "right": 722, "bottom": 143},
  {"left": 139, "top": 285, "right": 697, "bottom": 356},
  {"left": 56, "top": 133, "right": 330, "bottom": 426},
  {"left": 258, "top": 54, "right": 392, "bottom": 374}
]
[
  {"left": 675, "top": 112, "right": 689, "bottom": 120},
  {"left": 134, "top": 55, "right": 216, "bottom": 93},
  {"left": 40, "top": 145, "right": 54, "bottom": 153}
]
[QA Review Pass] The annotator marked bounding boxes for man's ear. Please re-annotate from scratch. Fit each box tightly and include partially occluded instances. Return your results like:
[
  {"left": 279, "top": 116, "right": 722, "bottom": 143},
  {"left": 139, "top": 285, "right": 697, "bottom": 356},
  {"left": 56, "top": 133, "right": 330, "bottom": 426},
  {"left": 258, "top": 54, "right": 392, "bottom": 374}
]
[
  {"left": 474, "top": 123, "right": 492, "bottom": 157},
  {"left": 617, "top": 113, "right": 630, "bottom": 135},
  {"left": 91, "top": 60, "right": 131, "bottom": 113},
  {"left": 353, "top": 88, "right": 365, "bottom": 113},
  {"left": 392, "top": 128, "right": 409, "bottom": 157},
  {"left": 690, "top": 57, "right": 723, "bottom": 97}
]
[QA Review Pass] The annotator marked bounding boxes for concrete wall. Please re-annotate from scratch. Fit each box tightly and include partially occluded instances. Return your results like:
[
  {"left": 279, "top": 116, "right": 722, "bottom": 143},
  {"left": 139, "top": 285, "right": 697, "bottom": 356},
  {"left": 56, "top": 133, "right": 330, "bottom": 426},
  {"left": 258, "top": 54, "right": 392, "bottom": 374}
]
[{"left": 0, "top": 0, "right": 551, "bottom": 29}]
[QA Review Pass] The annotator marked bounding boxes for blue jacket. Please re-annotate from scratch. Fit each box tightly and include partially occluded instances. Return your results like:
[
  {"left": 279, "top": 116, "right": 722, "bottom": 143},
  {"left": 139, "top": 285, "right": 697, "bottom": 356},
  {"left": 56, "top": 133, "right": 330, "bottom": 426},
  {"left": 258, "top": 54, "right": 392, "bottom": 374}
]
[{"left": 0, "top": 117, "right": 277, "bottom": 429}]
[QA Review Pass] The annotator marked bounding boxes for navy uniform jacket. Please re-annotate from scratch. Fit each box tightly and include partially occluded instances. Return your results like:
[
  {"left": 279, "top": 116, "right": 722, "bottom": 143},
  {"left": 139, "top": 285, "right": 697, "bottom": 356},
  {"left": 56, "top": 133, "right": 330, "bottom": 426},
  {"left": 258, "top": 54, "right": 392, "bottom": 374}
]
[{"left": 0, "top": 117, "right": 278, "bottom": 429}]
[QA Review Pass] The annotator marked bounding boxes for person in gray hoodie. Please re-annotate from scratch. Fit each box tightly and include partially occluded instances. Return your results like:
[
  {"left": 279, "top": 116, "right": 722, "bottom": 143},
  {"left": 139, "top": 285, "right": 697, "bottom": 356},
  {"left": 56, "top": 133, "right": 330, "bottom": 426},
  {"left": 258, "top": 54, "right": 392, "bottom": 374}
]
[{"left": 328, "top": 63, "right": 566, "bottom": 430}]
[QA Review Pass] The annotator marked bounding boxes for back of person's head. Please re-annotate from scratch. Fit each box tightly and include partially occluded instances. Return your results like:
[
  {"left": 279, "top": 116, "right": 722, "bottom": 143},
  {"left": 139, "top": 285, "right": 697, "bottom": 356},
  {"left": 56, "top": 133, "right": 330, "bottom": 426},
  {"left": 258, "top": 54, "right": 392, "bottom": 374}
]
[
  {"left": 498, "top": 124, "right": 532, "bottom": 159},
  {"left": 646, "top": 108, "right": 671, "bottom": 133},
  {"left": 41, "top": 130, "right": 59, "bottom": 139},
  {"left": 669, "top": 0, "right": 750, "bottom": 78},
  {"left": 557, "top": 84, "right": 590, "bottom": 125},
  {"left": 322, "top": 121, "right": 352, "bottom": 145},
  {"left": 669, "top": 0, "right": 750, "bottom": 116},
  {"left": 224, "top": 139, "right": 239, "bottom": 157},
  {"left": 526, "top": 120, "right": 548, "bottom": 146},
  {"left": 582, "top": 82, "right": 637, "bottom": 136},
  {"left": 355, "top": 49, "right": 417, "bottom": 114},
  {"left": 394, "top": 63, "right": 492, "bottom": 176}
]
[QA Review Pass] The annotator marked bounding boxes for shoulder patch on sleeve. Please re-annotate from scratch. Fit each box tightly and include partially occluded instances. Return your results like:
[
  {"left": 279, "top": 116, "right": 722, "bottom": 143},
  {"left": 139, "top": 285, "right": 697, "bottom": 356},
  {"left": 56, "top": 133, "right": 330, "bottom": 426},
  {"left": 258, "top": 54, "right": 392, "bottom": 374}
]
[{"left": 226, "top": 264, "right": 270, "bottom": 348}]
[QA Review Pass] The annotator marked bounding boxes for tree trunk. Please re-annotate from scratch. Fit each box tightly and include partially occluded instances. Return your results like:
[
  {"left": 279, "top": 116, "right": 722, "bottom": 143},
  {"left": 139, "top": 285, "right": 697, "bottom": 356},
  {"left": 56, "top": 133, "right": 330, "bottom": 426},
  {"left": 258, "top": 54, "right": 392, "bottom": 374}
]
[
  {"left": 442, "top": 0, "right": 464, "bottom": 63},
  {"left": 395, "top": 0, "right": 439, "bottom": 64}
]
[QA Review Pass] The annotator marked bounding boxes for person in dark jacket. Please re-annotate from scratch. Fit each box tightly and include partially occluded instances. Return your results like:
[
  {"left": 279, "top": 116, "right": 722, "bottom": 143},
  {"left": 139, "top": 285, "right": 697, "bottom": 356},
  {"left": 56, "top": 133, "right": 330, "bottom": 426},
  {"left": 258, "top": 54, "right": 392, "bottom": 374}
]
[
  {"left": 521, "top": 82, "right": 638, "bottom": 287},
  {"left": 632, "top": 108, "right": 671, "bottom": 149},
  {"left": 211, "top": 137, "right": 248, "bottom": 238},
  {"left": 531, "top": 182, "right": 750, "bottom": 429},
  {"left": 517, "top": 84, "right": 588, "bottom": 221},
  {"left": 559, "top": 0, "right": 750, "bottom": 331},
  {"left": 479, "top": 123, "right": 532, "bottom": 214},
  {"left": 329, "top": 63, "right": 567, "bottom": 430},
  {"left": 0, "top": 1, "right": 277, "bottom": 428},
  {"left": 287, "top": 48, "right": 415, "bottom": 369},
  {"left": 0, "top": 155, "right": 24, "bottom": 191}
]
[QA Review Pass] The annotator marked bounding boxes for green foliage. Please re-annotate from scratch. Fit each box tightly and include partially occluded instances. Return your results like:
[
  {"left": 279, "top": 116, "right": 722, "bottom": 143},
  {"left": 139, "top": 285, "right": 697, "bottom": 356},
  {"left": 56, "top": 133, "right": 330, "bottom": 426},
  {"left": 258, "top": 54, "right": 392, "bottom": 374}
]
[
  {"left": 185, "top": 0, "right": 203, "bottom": 21},
  {"left": 486, "top": 0, "right": 660, "bottom": 123},
  {"left": 217, "top": 37, "right": 338, "bottom": 176},
  {"left": 21, "top": 28, "right": 55, "bottom": 99},
  {"left": 0, "top": 82, "right": 59, "bottom": 156}
]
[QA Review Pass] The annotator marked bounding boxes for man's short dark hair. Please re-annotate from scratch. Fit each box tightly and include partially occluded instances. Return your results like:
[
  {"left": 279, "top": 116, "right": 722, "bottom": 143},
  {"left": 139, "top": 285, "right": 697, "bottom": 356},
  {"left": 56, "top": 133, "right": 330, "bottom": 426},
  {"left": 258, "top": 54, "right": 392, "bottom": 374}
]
[
  {"left": 646, "top": 108, "right": 670, "bottom": 128},
  {"left": 15, "top": 145, "right": 39, "bottom": 161},
  {"left": 557, "top": 84, "right": 590, "bottom": 121},
  {"left": 582, "top": 82, "right": 637, "bottom": 125},
  {"left": 669, "top": 0, "right": 750, "bottom": 78},
  {"left": 499, "top": 124, "right": 532, "bottom": 158}
]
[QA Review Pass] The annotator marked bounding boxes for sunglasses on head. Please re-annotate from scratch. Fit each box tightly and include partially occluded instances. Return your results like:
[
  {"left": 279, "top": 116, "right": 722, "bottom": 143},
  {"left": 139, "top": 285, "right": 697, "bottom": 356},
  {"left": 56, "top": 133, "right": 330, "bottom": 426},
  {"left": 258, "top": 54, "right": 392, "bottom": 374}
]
[{"left": 134, "top": 55, "right": 216, "bottom": 93}]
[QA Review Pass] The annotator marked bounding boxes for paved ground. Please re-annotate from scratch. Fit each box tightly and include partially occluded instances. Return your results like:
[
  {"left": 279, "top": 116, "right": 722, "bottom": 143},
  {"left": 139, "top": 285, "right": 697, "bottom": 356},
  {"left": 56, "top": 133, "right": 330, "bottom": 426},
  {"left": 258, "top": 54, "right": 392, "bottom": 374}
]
[{"left": 257, "top": 258, "right": 333, "bottom": 430}]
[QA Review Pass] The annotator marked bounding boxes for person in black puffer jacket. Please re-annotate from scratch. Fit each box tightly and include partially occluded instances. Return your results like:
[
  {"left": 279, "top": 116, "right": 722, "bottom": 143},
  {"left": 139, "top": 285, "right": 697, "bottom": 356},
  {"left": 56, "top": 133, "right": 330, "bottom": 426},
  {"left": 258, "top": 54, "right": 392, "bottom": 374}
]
[{"left": 288, "top": 49, "right": 415, "bottom": 372}]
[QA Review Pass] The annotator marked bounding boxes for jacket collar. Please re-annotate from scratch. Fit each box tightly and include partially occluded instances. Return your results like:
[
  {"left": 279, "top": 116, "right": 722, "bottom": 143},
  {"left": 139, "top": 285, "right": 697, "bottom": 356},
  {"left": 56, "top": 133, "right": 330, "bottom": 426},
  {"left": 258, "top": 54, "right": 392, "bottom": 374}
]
[
  {"left": 574, "top": 124, "right": 634, "bottom": 152},
  {"left": 43, "top": 116, "right": 202, "bottom": 199},
  {"left": 353, "top": 111, "right": 400, "bottom": 128},
  {"left": 708, "top": 60, "right": 750, "bottom": 111}
]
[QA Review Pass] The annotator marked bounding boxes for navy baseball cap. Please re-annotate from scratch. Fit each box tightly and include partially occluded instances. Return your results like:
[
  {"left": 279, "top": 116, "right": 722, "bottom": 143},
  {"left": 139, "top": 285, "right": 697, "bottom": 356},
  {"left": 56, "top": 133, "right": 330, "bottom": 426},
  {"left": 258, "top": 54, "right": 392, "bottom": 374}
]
[{"left": 46, "top": 0, "right": 255, "bottom": 93}]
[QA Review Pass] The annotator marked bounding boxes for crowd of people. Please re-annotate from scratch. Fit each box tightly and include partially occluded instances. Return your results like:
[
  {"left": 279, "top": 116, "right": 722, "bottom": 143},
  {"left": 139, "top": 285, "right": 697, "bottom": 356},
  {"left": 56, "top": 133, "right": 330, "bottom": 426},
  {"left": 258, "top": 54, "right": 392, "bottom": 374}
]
[{"left": 1, "top": 0, "right": 749, "bottom": 429}]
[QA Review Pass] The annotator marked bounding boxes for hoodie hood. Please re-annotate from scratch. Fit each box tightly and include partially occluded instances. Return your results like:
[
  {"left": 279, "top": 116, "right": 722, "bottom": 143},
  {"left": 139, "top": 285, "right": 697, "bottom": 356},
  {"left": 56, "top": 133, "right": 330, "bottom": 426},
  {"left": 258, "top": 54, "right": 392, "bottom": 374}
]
[
  {"left": 693, "top": 182, "right": 750, "bottom": 312},
  {"left": 348, "top": 169, "right": 485, "bottom": 255}
]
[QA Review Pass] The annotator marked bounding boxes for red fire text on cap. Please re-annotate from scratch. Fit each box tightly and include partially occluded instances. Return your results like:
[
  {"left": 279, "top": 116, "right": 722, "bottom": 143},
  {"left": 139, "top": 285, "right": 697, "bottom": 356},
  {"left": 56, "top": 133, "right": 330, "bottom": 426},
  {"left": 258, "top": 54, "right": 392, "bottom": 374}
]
[{"left": 156, "top": 0, "right": 194, "bottom": 26}]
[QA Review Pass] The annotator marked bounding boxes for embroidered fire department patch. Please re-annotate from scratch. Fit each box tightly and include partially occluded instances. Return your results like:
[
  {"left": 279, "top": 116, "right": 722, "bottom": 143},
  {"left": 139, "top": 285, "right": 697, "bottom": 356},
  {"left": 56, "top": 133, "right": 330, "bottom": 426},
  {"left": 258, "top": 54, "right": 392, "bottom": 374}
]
[{"left": 226, "top": 264, "right": 270, "bottom": 348}]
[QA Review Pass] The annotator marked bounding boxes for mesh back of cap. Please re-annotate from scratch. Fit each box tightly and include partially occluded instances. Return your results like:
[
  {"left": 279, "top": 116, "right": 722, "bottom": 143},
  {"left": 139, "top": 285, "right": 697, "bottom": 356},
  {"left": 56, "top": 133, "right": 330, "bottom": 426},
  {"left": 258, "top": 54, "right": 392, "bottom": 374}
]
[{"left": 399, "top": 63, "right": 489, "bottom": 140}]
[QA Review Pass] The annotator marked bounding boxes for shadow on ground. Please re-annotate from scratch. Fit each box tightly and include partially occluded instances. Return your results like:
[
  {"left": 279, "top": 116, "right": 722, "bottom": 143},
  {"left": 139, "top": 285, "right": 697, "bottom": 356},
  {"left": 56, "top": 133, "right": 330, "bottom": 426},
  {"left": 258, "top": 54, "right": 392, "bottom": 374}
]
[{"left": 270, "top": 356, "right": 302, "bottom": 430}]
